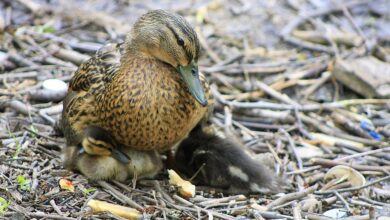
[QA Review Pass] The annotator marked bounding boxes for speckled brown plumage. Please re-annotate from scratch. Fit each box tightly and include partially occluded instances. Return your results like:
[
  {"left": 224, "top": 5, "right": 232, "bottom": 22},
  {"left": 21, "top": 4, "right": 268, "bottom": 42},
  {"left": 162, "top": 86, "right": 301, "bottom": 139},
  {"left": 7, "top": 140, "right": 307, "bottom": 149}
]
[
  {"left": 63, "top": 46, "right": 210, "bottom": 151},
  {"left": 98, "top": 56, "right": 209, "bottom": 150},
  {"left": 61, "top": 9, "right": 211, "bottom": 177}
]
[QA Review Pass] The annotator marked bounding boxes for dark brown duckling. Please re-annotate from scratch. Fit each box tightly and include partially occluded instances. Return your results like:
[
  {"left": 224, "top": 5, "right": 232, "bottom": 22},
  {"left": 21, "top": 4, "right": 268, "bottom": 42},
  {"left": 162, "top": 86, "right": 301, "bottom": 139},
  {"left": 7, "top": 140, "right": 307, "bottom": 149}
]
[{"left": 175, "top": 127, "right": 283, "bottom": 194}]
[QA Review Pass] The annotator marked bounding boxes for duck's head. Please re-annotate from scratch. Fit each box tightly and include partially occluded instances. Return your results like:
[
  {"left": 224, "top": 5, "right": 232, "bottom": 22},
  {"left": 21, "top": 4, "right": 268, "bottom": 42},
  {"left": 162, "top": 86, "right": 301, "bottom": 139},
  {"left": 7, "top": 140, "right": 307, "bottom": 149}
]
[
  {"left": 80, "top": 126, "right": 130, "bottom": 163},
  {"left": 127, "top": 10, "right": 207, "bottom": 107}
]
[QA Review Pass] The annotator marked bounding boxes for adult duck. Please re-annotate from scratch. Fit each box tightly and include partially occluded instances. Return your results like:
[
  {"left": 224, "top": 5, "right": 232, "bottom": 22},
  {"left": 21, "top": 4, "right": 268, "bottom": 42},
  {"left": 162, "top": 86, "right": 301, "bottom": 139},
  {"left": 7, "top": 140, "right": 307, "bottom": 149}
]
[{"left": 61, "top": 10, "right": 211, "bottom": 180}]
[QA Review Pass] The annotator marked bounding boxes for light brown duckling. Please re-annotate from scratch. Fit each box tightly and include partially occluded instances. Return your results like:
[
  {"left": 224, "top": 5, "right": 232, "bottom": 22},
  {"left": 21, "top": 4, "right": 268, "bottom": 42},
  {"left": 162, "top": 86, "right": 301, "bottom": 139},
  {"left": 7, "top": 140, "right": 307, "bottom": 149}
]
[
  {"left": 175, "top": 127, "right": 283, "bottom": 194},
  {"left": 62, "top": 146, "right": 162, "bottom": 181},
  {"left": 62, "top": 126, "right": 162, "bottom": 181}
]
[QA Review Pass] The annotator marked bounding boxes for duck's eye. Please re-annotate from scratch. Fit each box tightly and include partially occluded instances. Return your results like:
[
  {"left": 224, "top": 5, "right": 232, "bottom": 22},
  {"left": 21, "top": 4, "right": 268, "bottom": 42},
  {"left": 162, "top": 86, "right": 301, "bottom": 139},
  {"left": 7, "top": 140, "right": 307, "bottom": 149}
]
[
  {"left": 191, "top": 68, "right": 196, "bottom": 76},
  {"left": 177, "top": 38, "right": 185, "bottom": 46}
]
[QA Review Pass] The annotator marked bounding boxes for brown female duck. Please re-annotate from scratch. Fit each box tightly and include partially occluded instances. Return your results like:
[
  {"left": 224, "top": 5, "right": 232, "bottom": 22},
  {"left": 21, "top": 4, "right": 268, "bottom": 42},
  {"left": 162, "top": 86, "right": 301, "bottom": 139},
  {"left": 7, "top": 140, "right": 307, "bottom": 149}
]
[{"left": 61, "top": 10, "right": 211, "bottom": 180}]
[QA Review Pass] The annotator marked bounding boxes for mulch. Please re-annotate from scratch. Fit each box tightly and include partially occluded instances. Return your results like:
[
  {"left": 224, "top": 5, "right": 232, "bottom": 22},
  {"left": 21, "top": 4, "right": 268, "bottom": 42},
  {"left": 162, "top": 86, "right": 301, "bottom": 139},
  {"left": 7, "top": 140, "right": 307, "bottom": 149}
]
[{"left": 1, "top": 0, "right": 390, "bottom": 219}]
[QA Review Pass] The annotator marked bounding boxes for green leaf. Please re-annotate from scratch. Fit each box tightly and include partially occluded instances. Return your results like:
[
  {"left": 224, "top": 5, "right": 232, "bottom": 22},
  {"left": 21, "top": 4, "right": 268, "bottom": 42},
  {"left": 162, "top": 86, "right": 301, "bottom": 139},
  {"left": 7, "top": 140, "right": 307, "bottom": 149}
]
[
  {"left": 35, "top": 23, "right": 56, "bottom": 34},
  {"left": 29, "top": 125, "right": 38, "bottom": 140},
  {"left": 0, "top": 197, "right": 10, "bottom": 215},
  {"left": 17, "top": 175, "right": 31, "bottom": 192},
  {"left": 41, "top": 25, "right": 56, "bottom": 33},
  {"left": 297, "top": 53, "right": 307, "bottom": 61},
  {"left": 7, "top": 131, "right": 21, "bottom": 160},
  {"left": 78, "top": 185, "right": 96, "bottom": 196},
  {"left": 12, "top": 140, "right": 21, "bottom": 160}
]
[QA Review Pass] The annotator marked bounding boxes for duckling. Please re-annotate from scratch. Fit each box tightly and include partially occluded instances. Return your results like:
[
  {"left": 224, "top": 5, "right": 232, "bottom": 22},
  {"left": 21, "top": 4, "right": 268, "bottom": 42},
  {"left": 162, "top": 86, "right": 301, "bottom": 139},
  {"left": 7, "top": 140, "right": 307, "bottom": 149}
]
[
  {"left": 62, "top": 145, "right": 162, "bottom": 181},
  {"left": 175, "top": 126, "right": 283, "bottom": 194},
  {"left": 80, "top": 126, "right": 130, "bottom": 164},
  {"left": 61, "top": 126, "right": 161, "bottom": 181},
  {"left": 61, "top": 10, "right": 211, "bottom": 180}
]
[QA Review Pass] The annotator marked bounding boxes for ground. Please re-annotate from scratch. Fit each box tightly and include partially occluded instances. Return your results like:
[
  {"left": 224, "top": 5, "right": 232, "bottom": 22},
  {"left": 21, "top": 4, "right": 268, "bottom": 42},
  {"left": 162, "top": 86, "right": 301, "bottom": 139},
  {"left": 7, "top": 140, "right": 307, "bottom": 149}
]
[{"left": 1, "top": 0, "right": 390, "bottom": 219}]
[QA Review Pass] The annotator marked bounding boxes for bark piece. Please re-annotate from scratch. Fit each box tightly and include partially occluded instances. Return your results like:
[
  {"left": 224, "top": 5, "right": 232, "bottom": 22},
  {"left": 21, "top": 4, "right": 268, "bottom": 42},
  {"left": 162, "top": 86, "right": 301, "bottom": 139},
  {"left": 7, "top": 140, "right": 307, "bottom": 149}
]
[{"left": 333, "top": 56, "right": 390, "bottom": 98}]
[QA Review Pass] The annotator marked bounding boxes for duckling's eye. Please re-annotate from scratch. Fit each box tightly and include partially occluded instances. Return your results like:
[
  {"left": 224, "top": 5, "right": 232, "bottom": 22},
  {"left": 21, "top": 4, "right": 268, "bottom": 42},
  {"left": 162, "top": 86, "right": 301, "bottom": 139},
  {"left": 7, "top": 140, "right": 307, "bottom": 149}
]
[{"left": 177, "top": 38, "right": 185, "bottom": 46}]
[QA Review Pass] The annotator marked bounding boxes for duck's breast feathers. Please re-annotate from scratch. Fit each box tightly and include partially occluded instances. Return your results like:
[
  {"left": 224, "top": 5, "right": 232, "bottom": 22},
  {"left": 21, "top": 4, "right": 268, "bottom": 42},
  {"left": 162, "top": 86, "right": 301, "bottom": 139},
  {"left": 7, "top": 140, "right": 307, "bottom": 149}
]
[{"left": 68, "top": 43, "right": 124, "bottom": 92}]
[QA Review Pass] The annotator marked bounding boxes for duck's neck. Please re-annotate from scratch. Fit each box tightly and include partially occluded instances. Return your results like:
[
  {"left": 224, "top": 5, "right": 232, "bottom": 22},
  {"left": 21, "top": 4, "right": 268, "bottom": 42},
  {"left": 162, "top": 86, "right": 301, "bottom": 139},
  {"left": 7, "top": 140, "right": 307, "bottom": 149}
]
[
  {"left": 120, "top": 46, "right": 156, "bottom": 76},
  {"left": 123, "top": 33, "right": 178, "bottom": 68},
  {"left": 119, "top": 42, "right": 174, "bottom": 79},
  {"left": 124, "top": 44, "right": 153, "bottom": 61},
  {"left": 123, "top": 32, "right": 156, "bottom": 60}
]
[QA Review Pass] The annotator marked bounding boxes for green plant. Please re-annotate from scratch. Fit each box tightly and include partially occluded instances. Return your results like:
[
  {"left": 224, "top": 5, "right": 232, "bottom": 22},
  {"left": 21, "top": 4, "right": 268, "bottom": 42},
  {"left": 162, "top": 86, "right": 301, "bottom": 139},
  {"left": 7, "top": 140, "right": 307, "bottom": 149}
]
[
  {"left": 6, "top": 127, "right": 21, "bottom": 160},
  {"left": 29, "top": 125, "right": 38, "bottom": 139},
  {"left": 0, "top": 197, "right": 10, "bottom": 215},
  {"left": 16, "top": 175, "right": 31, "bottom": 192},
  {"left": 79, "top": 185, "right": 97, "bottom": 196},
  {"left": 12, "top": 139, "right": 22, "bottom": 160},
  {"left": 35, "top": 23, "right": 56, "bottom": 33}
]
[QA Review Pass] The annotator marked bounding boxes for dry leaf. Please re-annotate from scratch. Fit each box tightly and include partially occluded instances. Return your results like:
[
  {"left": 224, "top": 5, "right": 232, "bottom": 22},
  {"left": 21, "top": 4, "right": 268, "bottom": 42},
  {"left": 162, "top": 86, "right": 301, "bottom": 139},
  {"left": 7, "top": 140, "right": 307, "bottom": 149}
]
[
  {"left": 324, "top": 165, "right": 366, "bottom": 187},
  {"left": 300, "top": 195, "right": 322, "bottom": 212}
]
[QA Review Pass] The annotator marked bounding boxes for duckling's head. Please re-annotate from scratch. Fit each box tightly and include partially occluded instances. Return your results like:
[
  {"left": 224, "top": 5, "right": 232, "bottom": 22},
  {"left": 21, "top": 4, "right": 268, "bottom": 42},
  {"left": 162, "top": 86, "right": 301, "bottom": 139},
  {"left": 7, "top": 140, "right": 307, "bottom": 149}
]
[
  {"left": 127, "top": 10, "right": 207, "bottom": 106},
  {"left": 82, "top": 126, "right": 115, "bottom": 156},
  {"left": 81, "top": 126, "right": 130, "bottom": 163}
]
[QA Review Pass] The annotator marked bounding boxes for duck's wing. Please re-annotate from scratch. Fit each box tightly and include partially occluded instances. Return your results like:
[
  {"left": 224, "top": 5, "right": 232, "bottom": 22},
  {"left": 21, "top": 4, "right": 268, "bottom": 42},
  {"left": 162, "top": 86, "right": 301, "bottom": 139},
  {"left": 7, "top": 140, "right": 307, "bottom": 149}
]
[
  {"left": 62, "top": 43, "right": 124, "bottom": 146},
  {"left": 68, "top": 43, "right": 124, "bottom": 92}
]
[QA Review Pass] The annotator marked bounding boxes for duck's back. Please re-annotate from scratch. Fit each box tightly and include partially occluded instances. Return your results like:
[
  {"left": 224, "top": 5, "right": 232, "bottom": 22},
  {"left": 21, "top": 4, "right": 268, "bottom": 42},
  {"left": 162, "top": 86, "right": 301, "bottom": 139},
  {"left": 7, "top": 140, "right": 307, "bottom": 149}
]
[
  {"left": 62, "top": 43, "right": 123, "bottom": 146},
  {"left": 68, "top": 43, "right": 122, "bottom": 92}
]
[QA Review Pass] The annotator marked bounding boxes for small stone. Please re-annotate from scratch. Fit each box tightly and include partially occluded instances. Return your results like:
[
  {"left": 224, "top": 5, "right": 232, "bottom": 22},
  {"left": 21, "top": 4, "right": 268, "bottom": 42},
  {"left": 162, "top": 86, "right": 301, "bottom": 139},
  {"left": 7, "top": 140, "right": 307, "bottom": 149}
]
[{"left": 42, "top": 79, "right": 68, "bottom": 92}]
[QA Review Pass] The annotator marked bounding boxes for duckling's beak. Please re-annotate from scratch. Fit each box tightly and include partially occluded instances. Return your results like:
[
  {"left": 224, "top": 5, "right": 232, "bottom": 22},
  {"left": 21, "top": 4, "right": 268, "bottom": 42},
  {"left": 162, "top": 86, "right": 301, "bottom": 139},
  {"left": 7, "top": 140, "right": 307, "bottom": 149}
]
[
  {"left": 111, "top": 148, "right": 131, "bottom": 164},
  {"left": 79, "top": 144, "right": 130, "bottom": 164},
  {"left": 178, "top": 61, "right": 208, "bottom": 107}
]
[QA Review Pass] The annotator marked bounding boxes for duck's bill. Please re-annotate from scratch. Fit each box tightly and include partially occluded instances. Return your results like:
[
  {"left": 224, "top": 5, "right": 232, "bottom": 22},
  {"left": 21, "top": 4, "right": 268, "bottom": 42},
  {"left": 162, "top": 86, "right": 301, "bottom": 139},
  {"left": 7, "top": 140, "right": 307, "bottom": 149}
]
[
  {"left": 178, "top": 62, "right": 208, "bottom": 107},
  {"left": 111, "top": 148, "right": 131, "bottom": 164}
]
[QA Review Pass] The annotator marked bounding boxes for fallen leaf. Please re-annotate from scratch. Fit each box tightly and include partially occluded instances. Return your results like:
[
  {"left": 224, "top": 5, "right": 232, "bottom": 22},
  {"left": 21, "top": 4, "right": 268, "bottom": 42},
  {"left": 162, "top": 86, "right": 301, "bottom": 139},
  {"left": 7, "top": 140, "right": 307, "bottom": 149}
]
[
  {"left": 300, "top": 195, "right": 322, "bottom": 212},
  {"left": 324, "top": 165, "right": 366, "bottom": 187}
]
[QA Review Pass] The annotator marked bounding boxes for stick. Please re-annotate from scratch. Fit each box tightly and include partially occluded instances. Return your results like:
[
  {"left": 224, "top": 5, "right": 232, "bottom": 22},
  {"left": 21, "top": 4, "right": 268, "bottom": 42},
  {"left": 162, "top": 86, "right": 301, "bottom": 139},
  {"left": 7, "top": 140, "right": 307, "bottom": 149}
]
[
  {"left": 316, "top": 175, "right": 390, "bottom": 195},
  {"left": 310, "top": 158, "right": 390, "bottom": 173},
  {"left": 97, "top": 181, "right": 143, "bottom": 210},
  {"left": 267, "top": 185, "right": 318, "bottom": 210}
]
